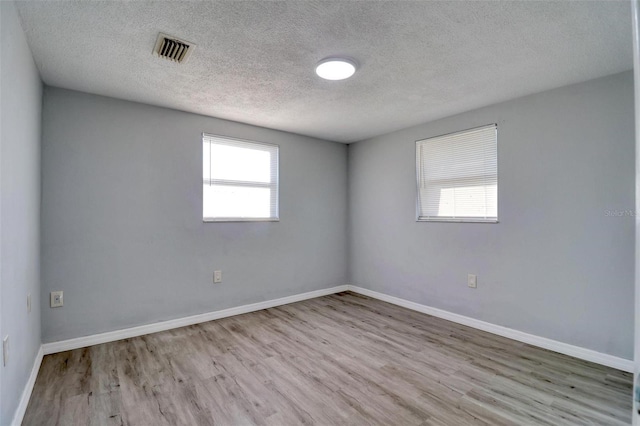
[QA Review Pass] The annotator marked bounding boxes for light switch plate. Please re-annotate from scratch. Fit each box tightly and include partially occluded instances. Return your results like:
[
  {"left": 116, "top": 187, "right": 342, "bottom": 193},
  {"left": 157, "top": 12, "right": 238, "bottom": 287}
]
[
  {"left": 51, "top": 291, "right": 64, "bottom": 308},
  {"left": 27, "top": 293, "right": 31, "bottom": 313},
  {"left": 213, "top": 270, "right": 222, "bottom": 284}
]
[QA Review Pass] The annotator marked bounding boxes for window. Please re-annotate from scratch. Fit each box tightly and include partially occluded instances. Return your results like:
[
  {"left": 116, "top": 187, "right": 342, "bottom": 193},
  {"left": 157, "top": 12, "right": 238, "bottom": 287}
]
[
  {"left": 203, "top": 134, "right": 279, "bottom": 221},
  {"left": 416, "top": 124, "right": 497, "bottom": 222}
]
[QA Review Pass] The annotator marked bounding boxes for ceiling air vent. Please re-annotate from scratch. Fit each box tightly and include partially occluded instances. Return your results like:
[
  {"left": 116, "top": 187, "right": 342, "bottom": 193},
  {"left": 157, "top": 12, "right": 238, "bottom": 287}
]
[{"left": 153, "top": 33, "right": 195, "bottom": 64}]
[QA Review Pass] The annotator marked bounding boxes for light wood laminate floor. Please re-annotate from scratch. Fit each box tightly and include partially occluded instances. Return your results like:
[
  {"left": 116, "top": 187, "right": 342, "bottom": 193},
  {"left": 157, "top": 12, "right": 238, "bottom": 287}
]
[{"left": 23, "top": 292, "right": 632, "bottom": 425}]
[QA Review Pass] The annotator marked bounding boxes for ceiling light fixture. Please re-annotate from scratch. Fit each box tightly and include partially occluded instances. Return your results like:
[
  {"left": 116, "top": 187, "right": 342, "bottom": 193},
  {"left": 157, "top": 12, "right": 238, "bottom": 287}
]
[{"left": 315, "top": 57, "right": 357, "bottom": 81}]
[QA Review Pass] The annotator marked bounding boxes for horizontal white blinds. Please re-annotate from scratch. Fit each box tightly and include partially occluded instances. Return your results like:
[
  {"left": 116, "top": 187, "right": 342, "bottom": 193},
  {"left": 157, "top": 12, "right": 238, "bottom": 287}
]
[
  {"left": 203, "top": 134, "right": 279, "bottom": 221},
  {"left": 416, "top": 124, "right": 497, "bottom": 222}
]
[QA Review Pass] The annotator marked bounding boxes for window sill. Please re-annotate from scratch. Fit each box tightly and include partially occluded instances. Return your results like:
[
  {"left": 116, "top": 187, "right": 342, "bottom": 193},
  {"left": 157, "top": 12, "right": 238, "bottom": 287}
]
[{"left": 417, "top": 217, "right": 498, "bottom": 223}]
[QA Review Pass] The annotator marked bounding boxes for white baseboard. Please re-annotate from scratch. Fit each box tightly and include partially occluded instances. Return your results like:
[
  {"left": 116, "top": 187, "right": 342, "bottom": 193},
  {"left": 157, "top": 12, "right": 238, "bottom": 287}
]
[
  {"left": 40, "top": 283, "right": 633, "bottom": 372},
  {"left": 12, "top": 345, "right": 44, "bottom": 426},
  {"left": 42, "top": 285, "right": 349, "bottom": 355},
  {"left": 346, "top": 285, "right": 634, "bottom": 373}
]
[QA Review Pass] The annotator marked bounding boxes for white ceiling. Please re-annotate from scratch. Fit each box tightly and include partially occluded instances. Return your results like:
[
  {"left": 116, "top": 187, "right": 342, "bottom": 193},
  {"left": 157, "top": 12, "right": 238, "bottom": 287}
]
[{"left": 15, "top": 1, "right": 632, "bottom": 143}]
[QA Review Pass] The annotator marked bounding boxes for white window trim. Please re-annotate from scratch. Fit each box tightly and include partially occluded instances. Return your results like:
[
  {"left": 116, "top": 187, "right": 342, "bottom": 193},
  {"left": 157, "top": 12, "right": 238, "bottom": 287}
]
[
  {"left": 415, "top": 124, "right": 498, "bottom": 223},
  {"left": 203, "top": 133, "right": 280, "bottom": 222}
]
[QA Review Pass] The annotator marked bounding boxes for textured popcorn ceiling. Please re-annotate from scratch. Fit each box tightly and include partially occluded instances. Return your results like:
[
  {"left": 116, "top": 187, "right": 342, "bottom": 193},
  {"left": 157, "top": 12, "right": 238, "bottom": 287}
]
[{"left": 15, "top": 1, "right": 632, "bottom": 143}]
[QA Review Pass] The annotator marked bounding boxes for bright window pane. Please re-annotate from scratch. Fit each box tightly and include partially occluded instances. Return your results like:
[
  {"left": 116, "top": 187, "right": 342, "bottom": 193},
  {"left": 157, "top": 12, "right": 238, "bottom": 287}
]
[
  {"left": 203, "top": 185, "right": 271, "bottom": 219},
  {"left": 203, "top": 134, "right": 279, "bottom": 221},
  {"left": 437, "top": 185, "right": 497, "bottom": 217},
  {"left": 416, "top": 125, "right": 497, "bottom": 222},
  {"left": 210, "top": 144, "right": 271, "bottom": 183}
]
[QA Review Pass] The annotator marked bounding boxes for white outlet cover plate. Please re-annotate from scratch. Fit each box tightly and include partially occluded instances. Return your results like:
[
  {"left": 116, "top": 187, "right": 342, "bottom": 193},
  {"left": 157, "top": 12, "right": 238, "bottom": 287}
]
[
  {"left": 3, "top": 336, "right": 8, "bottom": 366},
  {"left": 468, "top": 274, "right": 477, "bottom": 288},
  {"left": 51, "top": 291, "right": 64, "bottom": 308}
]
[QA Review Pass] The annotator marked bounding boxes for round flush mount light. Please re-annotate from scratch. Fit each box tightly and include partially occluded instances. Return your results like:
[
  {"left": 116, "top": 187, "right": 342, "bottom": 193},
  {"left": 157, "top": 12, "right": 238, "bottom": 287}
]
[{"left": 315, "top": 57, "right": 357, "bottom": 80}]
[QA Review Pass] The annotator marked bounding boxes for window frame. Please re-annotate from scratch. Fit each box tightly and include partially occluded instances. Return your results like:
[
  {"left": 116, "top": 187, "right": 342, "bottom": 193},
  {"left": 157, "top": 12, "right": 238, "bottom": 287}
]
[
  {"left": 202, "top": 133, "right": 279, "bottom": 223},
  {"left": 415, "top": 124, "right": 498, "bottom": 223}
]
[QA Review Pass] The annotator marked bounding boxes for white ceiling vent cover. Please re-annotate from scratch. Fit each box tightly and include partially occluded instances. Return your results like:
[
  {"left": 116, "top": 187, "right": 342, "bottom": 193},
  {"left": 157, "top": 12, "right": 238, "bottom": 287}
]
[{"left": 153, "top": 33, "right": 195, "bottom": 64}]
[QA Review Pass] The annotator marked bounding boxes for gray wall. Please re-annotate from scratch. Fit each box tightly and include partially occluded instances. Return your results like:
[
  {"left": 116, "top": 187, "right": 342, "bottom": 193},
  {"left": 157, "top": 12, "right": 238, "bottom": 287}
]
[
  {"left": 0, "top": 1, "right": 42, "bottom": 424},
  {"left": 41, "top": 87, "right": 348, "bottom": 342},
  {"left": 349, "top": 71, "right": 635, "bottom": 359}
]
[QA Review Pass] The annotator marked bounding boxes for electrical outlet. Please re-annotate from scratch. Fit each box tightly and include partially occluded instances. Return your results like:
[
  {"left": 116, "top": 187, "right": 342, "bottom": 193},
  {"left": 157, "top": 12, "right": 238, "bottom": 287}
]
[
  {"left": 27, "top": 293, "right": 31, "bottom": 313},
  {"left": 3, "top": 336, "right": 8, "bottom": 367},
  {"left": 50, "top": 291, "right": 64, "bottom": 308},
  {"left": 468, "top": 274, "right": 477, "bottom": 288},
  {"left": 213, "top": 270, "right": 222, "bottom": 283}
]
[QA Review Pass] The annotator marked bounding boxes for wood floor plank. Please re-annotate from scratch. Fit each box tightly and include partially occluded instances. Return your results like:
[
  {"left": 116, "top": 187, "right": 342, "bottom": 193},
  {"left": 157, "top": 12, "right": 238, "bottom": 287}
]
[{"left": 23, "top": 292, "right": 632, "bottom": 425}]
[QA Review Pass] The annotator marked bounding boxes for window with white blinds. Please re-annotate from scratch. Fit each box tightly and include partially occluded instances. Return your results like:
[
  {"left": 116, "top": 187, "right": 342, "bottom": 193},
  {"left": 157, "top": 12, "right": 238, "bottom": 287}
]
[
  {"left": 203, "top": 134, "right": 279, "bottom": 221},
  {"left": 416, "top": 124, "right": 497, "bottom": 222}
]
